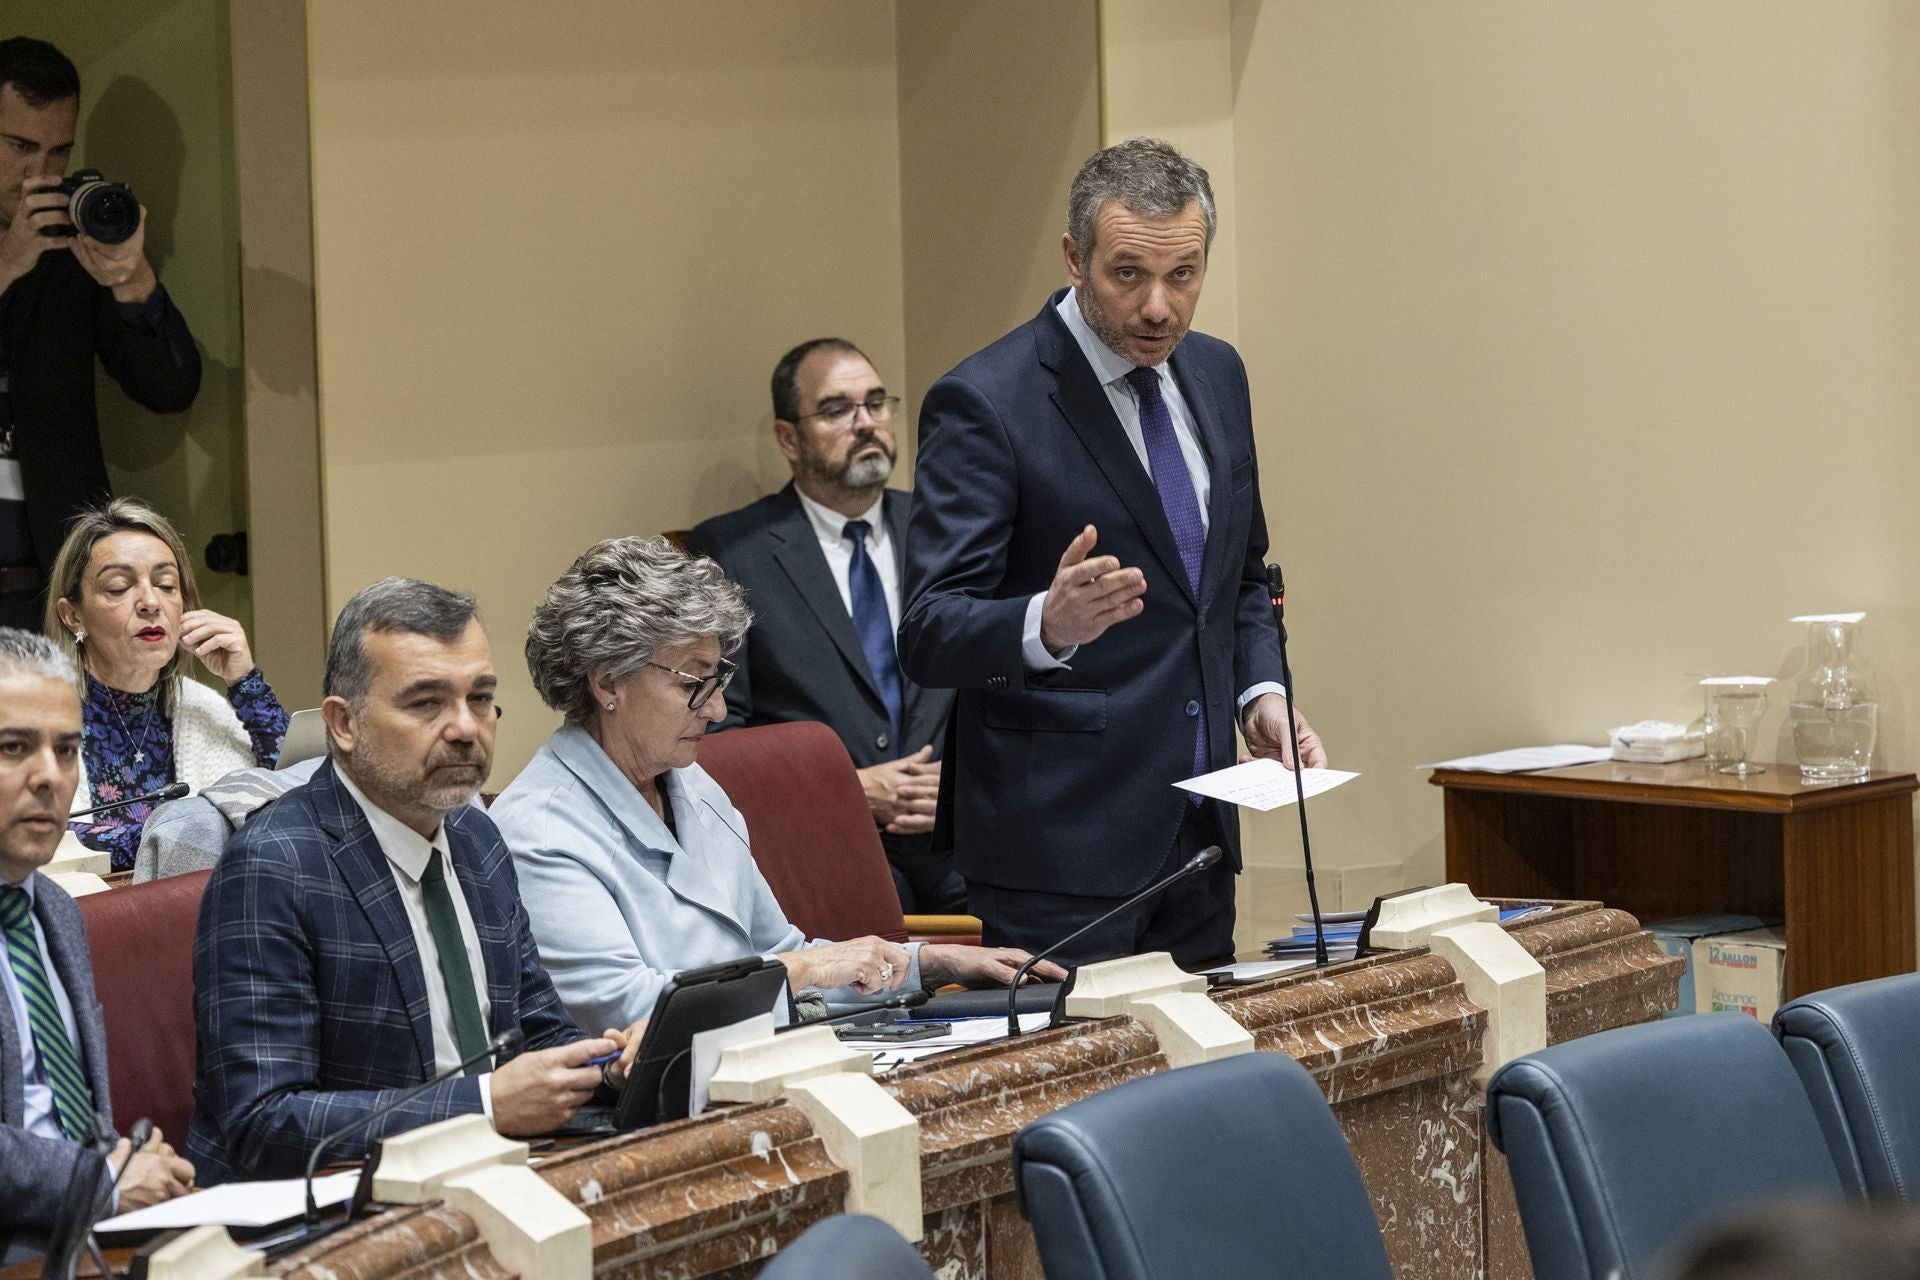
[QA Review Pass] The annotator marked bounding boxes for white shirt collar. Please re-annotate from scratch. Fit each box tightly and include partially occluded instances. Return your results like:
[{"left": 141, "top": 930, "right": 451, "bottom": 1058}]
[
  {"left": 1056, "top": 288, "right": 1163, "bottom": 389},
  {"left": 336, "top": 766, "right": 451, "bottom": 883},
  {"left": 794, "top": 486, "right": 887, "bottom": 549}
]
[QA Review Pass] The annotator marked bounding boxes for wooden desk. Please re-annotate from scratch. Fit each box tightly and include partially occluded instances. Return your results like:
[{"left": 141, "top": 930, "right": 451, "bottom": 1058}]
[
  {"left": 1432, "top": 760, "right": 1917, "bottom": 998},
  {"left": 238, "top": 901, "right": 1675, "bottom": 1280}
]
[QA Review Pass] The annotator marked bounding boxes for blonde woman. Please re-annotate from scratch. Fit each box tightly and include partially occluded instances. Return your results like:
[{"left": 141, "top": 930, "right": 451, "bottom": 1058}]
[{"left": 45, "top": 498, "right": 286, "bottom": 870}]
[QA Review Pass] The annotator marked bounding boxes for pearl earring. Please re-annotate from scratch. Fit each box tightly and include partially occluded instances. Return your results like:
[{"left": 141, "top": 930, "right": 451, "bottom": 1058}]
[{"left": 605, "top": 702, "right": 616, "bottom": 712}]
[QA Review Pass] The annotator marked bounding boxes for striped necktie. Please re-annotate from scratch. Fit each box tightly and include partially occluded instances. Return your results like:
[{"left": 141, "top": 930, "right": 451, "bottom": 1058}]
[{"left": 0, "top": 886, "right": 95, "bottom": 1140}]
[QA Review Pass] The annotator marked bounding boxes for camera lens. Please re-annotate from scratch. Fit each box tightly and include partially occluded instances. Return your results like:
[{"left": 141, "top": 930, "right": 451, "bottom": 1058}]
[{"left": 70, "top": 179, "right": 139, "bottom": 245}]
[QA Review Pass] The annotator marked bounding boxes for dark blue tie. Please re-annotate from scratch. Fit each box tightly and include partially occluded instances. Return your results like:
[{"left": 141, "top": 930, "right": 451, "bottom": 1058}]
[
  {"left": 1125, "top": 366, "right": 1210, "bottom": 792},
  {"left": 844, "top": 520, "right": 905, "bottom": 751}
]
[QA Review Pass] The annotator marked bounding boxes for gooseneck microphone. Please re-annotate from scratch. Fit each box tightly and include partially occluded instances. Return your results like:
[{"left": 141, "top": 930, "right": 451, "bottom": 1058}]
[
  {"left": 42, "top": 1114, "right": 116, "bottom": 1280},
  {"left": 1007, "top": 845, "right": 1225, "bottom": 1039},
  {"left": 1267, "top": 565, "right": 1328, "bottom": 967},
  {"left": 302, "top": 1025, "right": 524, "bottom": 1229},
  {"left": 78, "top": 1117, "right": 154, "bottom": 1280},
  {"left": 69, "top": 782, "right": 190, "bottom": 820}
]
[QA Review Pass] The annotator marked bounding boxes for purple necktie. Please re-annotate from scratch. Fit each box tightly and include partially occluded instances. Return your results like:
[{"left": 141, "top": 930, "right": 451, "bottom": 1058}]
[{"left": 1125, "top": 366, "right": 1209, "bottom": 792}]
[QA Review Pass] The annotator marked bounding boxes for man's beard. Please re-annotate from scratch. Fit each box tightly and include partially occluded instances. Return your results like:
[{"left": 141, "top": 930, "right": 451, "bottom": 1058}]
[
  {"left": 346, "top": 741, "right": 490, "bottom": 817},
  {"left": 1076, "top": 281, "right": 1185, "bottom": 365},
  {"left": 798, "top": 433, "right": 894, "bottom": 499}
]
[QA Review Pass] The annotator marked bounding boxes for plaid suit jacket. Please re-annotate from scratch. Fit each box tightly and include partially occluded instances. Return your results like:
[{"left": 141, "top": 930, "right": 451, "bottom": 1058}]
[{"left": 186, "top": 760, "right": 585, "bottom": 1184}]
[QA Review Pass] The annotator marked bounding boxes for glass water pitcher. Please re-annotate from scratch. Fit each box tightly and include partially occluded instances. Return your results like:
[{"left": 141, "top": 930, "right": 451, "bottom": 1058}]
[{"left": 1789, "top": 613, "right": 1876, "bottom": 782}]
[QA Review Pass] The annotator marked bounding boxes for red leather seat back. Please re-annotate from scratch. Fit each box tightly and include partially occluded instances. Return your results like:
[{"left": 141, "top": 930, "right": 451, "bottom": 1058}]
[
  {"left": 75, "top": 871, "right": 210, "bottom": 1145},
  {"left": 696, "top": 722, "right": 907, "bottom": 944}
]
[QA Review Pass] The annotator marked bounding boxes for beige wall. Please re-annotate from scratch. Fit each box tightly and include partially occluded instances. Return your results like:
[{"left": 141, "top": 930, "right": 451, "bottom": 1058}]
[
  {"left": 11, "top": 0, "right": 252, "bottom": 632},
  {"left": 895, "top": 0, "right": 1102, "bottom": 454},
  {"left": 306, "top": 1, "right": 910, "bottom": 777},
  {"left": 230, "top": 0, "right": 326, "bottom": 709},
  {"left": 1229, "top": 0, "right": 1920, "bottom": 931}
]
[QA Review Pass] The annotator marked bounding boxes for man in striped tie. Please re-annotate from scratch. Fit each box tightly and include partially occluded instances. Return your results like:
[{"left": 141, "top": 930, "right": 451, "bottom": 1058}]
[{"left": 0, "top": 627, "right": 192, "bottom": 1258}]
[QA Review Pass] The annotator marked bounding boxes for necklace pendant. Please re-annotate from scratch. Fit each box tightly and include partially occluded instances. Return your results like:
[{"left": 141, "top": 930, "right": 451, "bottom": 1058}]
[{"left": 133, "top": 750, "right": 144, "bottom": 764}]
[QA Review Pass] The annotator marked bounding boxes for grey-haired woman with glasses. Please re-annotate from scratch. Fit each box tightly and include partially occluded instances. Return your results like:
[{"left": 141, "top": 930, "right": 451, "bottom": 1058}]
[{"left": 490, "top": 536, "right": 1059, "bottom": 1032}]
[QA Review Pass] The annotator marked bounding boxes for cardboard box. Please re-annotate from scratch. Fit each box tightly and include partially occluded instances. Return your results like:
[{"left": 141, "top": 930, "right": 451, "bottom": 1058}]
[
  {"left": 1692, "top": 926, "right": 1788, "bottom": 1021},
  {"left": 1645, "top": 915, "right": 1772, "bottom": 1019}
]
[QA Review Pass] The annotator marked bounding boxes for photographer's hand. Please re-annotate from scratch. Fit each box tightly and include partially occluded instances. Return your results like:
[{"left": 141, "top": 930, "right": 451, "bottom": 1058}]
[
  {"left": 69, "top": 201, "right": 157, "bottom": 303},
  {"left": 0, "top": 175, "right": 71, "bottom": 298}
]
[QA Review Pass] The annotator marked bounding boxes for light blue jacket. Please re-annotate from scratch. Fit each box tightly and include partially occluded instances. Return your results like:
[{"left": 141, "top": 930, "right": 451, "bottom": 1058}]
[{"left": 490, "top": 724, "right": 920, "bottom": 1031}]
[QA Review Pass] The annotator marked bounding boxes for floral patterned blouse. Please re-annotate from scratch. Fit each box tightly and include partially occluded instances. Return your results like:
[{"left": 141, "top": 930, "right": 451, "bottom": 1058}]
[{"left": 72, "top": 670, "right": 289, "bottom": 871}]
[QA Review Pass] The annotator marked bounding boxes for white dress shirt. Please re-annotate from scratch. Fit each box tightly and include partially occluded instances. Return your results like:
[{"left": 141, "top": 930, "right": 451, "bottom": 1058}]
[
  {"left": 1021, "top": 291, "right": 1286, "bottom": 715},
  {"left": 335, "top": 771, "right": 495, "bottom": 1115},
  {"left": 0, "top": 873, "right": 84, "bottom": 1143},
  {"left": 793, "top": 488, "right": 901, "bottom": 631}
]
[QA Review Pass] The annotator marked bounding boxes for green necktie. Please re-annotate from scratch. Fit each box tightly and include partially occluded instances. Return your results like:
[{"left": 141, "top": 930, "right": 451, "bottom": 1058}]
[
  {"left": 418, "top": 849, "right": 490, "bottom": 1073},
  {"left": 0, "top": 886, "right": 96, "bottom": 1140}
]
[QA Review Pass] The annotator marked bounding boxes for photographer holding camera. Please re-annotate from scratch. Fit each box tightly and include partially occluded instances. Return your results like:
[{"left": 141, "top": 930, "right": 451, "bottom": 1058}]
[{"left": 0, "top": 37, "right": 200, "bottom": 630}]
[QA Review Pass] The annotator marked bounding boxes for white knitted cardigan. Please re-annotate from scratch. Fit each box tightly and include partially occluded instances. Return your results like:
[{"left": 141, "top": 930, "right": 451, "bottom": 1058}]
[{"left": 74, "top": 676, "right": 257, "bottom": 809}]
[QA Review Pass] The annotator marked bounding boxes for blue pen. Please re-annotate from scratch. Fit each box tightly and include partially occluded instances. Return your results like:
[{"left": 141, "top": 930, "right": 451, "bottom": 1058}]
[{"left": 585, "top": 1049, "right": 621, "bottom": 1066}]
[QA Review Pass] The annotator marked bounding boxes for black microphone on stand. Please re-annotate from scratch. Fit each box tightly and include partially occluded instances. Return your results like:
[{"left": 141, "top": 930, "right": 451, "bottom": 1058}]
[
  {"left": 302, "top": 1025, "right": 524, "bottom": 1230},
  {"left": 77, "top": 1117, "right": 153, "bottom": 1279},
  {"left": 1267, "top": 564, "right": 1328, "bottom": 967},
  {"left": 41, "top": 1113, "right": 118, "bottom": 1280},
  {"left": 1007, "top": 846, "right": 1225, "bottom": 1039},
  {"left": 69, "top": 782, "right": 190, "bottom": 820}
]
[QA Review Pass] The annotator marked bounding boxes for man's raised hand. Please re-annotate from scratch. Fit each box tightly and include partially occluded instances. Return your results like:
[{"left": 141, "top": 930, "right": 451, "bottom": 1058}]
[{"left": 1039, "top": 526, "right": 1146, "bottom": 652}]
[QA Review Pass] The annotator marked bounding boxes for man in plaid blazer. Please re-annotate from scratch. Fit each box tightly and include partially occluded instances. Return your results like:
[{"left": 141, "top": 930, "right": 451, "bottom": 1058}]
[{"left": 188, "top": 580, "right": 639, "bottom": 1185}]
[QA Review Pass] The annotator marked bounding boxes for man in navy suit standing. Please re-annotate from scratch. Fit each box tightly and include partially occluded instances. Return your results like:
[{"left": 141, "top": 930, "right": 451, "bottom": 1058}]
[
  {"left": 900, "top": 138, "right": 1327, "bottom": 970},
  {"left": 688, "top": 339, "right": 961, "bottom": 913},
  {"left": 189, "top": 580, "right": 641, "bottom": 1184}
]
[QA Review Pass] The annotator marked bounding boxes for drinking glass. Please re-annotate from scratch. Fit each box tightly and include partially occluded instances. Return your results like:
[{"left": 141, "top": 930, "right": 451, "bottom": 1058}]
[{"left": 1699, "top": 677, "right": 1773, "bottom": 776}]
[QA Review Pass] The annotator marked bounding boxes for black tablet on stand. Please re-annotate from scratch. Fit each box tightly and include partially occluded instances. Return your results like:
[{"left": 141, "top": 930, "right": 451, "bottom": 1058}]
[{"left": 613, "top": 956, "right": 790, "bottom": 1130}]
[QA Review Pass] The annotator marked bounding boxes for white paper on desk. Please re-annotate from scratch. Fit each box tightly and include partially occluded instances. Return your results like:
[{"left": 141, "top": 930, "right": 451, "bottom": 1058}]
[
  {"left": 1201, "top": 958, "right": 1318, "bottom": 982},
  {"left": 688, "top": 1010, "right": 776, "bottom": 1118},
  {"left": 96, "top": 1171, "right": 358, "bottom": 1233},
  {"left": 1419, "top": 745, "right": 1612, "bottom": 773},
  {"left": 1174, "top": 761, "right": 1358, "bottom": 811}
]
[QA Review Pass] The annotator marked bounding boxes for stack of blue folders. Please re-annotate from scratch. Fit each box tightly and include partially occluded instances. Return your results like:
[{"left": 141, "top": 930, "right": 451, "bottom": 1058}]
[
  {"left": 1267, "top": 903, "right": 1551, "bottom": 960},
  {"left": 1267, "top": 915, "right": 1362, "bottom": 961}
]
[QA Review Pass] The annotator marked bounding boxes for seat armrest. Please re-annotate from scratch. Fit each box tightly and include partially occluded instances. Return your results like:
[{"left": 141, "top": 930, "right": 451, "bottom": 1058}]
[{"left": 906, "top": 913, "right": 981, "bottom": 935}]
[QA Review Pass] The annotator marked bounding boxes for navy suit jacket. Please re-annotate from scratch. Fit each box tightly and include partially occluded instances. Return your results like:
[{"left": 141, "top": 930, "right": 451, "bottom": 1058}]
[
  {"left": 899, "top": 291, "right": 1286, "bottom": 897},
  {"left": 687, "top": 484, "right": 951, "bottom": 768},
  {"left": 0, "top": 875, "right": 114, "bottom": 1254},
  {"left": 187, "top": 761, "right": 587, "bottom": 1184}
]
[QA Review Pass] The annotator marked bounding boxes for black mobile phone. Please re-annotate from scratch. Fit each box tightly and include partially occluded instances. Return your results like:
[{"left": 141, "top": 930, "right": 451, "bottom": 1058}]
[{"left": 836, "top": 1021, "right": 951, "bottom": 1043}]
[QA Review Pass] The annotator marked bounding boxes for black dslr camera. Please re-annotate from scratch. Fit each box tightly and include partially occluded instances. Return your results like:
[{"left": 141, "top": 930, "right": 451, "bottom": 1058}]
[{"left": 42, "top": 170, "right": 140, "bottom": 245}]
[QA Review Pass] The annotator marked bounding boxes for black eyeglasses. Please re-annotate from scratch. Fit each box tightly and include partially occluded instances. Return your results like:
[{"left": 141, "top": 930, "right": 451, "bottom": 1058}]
[
  {"left": 795, "top": 395, "right": 901, "bottom": 430},
  {"left": 644, "top": 657, "right": 737, "bottom": 710}
]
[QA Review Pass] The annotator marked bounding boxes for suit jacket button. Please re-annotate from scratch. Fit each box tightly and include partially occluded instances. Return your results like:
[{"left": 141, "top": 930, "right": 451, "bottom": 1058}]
[
  {"left": 876, "top": 733, "right": 890, "bottom": 750},
  {"left": 1186, "top": 700, "right": 1201, "bottom": 717}
]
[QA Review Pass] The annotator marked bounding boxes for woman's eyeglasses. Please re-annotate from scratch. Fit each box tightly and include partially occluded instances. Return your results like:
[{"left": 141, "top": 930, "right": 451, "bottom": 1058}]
[{"left": 644, "top": 657, "right": 738, "bottom": 710}]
